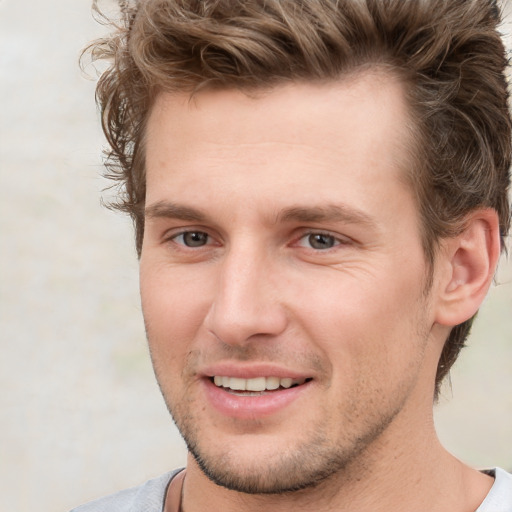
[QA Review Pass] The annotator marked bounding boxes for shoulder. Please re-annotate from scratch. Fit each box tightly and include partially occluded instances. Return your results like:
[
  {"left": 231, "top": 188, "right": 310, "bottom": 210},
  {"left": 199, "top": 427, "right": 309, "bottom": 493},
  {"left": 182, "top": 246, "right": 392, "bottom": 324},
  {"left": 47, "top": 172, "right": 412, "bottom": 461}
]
[
  {"left": 69, "top": 470, "right": 183, "bottom": 512},
  {"left": 477, "top": 468, "right": 512, "bottom": 512}
]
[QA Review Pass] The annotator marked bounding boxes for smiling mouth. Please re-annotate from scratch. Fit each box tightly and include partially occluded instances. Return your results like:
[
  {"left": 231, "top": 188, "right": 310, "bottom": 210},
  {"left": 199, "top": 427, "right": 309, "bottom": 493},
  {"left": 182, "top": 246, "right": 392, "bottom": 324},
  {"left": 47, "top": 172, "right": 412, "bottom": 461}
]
[{"left": 211, "top": 376, "right": 312, "bottom": 395}]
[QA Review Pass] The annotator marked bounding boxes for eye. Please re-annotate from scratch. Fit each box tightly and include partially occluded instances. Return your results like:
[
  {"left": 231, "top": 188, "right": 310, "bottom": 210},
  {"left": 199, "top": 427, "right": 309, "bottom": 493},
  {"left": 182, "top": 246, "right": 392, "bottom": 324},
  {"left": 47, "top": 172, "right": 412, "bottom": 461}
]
[
  {"left": 297, "top": 232, "right": 342, "bottom": 250},
  {"left": 172, "top": 231, "right": 210, "bottom": 247}
]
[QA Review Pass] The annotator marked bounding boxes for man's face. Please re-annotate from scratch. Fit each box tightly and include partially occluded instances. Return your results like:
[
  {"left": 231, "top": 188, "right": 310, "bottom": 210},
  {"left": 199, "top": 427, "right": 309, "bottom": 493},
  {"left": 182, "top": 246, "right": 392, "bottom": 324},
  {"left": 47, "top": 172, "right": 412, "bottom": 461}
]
[{"left": 140, "top": 73, "right": 439, "bottom": 493}]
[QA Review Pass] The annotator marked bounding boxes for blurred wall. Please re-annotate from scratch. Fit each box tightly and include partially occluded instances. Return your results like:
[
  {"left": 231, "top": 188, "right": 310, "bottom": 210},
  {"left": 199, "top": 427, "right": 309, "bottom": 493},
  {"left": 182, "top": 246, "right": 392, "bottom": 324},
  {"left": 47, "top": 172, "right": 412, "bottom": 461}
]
[{"left": 0, "top": 1, "right": 510, "bottom": 511}]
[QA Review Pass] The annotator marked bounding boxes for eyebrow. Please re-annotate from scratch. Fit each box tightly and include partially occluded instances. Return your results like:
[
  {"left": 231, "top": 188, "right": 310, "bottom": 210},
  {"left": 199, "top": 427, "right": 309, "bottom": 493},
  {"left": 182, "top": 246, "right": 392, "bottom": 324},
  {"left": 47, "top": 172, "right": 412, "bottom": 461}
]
[
  {"left": 145, "top": 201, "right": 377, "bottom": 229},
  {"left": 277, "top": 205, "right": 377, "bottom": 228},
  {"left": 145, "top": 201, "right": 207, "bottom": 222}
]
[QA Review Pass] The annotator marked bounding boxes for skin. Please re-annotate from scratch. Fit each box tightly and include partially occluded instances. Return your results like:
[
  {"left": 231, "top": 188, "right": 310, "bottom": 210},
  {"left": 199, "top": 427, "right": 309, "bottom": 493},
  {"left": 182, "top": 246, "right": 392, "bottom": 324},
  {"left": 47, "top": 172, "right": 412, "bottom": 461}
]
[{"left": 140, "top": 72, "right": 496, "bottom": 511}]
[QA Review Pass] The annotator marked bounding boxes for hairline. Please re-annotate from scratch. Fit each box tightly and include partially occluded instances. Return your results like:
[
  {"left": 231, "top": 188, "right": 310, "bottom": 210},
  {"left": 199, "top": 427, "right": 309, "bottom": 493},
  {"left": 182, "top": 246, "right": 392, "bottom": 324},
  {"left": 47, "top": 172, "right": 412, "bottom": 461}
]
[{"left": 139, "top": 62, "right": 437, "bottom": 261}]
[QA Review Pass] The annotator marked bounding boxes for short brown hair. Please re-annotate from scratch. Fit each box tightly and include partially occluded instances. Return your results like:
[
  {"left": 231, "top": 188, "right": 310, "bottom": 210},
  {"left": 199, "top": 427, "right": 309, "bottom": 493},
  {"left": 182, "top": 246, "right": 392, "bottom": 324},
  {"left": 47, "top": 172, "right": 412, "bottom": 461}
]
[{"left": 86, "top": 0, "right": 511, "bottom": 395}]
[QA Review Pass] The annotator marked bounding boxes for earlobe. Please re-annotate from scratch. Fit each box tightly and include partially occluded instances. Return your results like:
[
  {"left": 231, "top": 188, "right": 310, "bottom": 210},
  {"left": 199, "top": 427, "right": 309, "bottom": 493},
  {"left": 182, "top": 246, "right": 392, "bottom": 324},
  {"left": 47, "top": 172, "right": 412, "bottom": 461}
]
[{"left": 435, "top": 209, "right": 501, "bottom": 327}]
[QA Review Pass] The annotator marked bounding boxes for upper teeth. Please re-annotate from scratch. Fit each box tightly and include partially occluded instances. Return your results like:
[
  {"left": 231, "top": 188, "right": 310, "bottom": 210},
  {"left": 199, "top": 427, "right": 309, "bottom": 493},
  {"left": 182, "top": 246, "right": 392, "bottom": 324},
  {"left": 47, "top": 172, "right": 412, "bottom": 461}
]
[{"left": 213, "top": 376, "right": 306, "bottom": 392}]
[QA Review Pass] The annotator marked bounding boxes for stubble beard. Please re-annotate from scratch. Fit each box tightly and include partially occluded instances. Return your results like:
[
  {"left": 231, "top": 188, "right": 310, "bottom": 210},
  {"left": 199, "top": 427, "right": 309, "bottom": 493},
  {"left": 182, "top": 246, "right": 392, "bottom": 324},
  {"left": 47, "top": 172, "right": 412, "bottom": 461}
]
[
  {"left": 160, "top": 381, "right": 406, "bottom": 495},
  {"left": 149, "top": 293, "right": 433, "bottom": 496}
]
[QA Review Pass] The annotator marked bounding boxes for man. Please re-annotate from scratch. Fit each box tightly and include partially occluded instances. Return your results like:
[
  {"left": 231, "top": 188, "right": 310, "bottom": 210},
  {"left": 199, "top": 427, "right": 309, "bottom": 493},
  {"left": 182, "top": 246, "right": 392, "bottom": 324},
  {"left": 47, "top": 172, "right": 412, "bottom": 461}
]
[{"left": 75, "top": 0, "right": 512, "bottom": 510}]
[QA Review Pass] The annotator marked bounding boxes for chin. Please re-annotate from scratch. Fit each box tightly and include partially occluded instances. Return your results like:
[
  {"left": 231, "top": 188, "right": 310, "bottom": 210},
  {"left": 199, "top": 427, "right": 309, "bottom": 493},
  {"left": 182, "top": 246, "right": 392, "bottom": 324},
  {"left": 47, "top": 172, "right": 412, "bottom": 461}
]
[
  {"left": 186, "top": 435, "right": 349, "bottom": 494},
  {"left": 173, "top": 406, "right": 392, "bottom": 495}
]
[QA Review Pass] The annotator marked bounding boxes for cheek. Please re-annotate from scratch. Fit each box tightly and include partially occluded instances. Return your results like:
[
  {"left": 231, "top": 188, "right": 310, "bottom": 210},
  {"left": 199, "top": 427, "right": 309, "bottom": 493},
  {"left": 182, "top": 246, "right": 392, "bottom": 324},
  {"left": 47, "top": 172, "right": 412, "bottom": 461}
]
[
  {"left": 139, "top": 262, "right": 212, "bottom": 358},
  {"left": 294, "top": 268, "right": 429, "bottom": 380}
]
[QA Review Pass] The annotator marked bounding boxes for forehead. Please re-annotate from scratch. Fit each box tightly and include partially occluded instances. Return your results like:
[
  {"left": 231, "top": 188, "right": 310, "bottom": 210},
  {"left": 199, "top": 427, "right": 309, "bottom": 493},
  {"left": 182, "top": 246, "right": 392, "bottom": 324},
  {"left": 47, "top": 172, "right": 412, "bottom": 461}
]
[
  {"left": 147, "top": 68, "right": 407, "bottom": 142},
  {"left": 144, "top": 72, "right": 416, "bottom": 216}
]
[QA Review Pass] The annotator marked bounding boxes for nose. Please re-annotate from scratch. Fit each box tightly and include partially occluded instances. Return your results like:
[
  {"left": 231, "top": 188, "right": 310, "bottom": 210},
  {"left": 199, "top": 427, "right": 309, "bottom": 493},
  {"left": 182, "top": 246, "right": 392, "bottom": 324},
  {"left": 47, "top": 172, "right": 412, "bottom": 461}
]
[{"left": 204, "top": 245, "right": 288, "bottom": 346}]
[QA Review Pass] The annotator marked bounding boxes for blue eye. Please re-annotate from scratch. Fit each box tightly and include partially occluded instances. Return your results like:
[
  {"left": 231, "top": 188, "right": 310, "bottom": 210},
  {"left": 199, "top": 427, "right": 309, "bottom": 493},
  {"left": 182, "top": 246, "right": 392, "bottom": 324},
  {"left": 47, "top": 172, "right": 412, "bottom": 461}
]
[
  {"left": 174, "top": 231, "right": 210, "bottom": 247},
  {"left": 300, "top": 233, "right": 339, "bottom": 250}
]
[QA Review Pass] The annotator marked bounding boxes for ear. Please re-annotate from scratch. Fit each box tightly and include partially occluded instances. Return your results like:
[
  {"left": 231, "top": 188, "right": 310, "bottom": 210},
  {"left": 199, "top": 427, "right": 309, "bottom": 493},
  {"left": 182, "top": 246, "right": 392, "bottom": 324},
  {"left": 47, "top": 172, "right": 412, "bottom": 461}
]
[{"left": 434, "top": 209, "right": 501, "bottom": 327}]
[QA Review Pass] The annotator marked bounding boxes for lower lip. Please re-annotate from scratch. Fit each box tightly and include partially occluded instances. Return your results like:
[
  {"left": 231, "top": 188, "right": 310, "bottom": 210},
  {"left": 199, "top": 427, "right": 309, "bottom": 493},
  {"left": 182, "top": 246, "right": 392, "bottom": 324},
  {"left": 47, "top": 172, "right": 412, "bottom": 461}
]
[{"left": 202, "top": 378, "right": 312, "bottom": 420}]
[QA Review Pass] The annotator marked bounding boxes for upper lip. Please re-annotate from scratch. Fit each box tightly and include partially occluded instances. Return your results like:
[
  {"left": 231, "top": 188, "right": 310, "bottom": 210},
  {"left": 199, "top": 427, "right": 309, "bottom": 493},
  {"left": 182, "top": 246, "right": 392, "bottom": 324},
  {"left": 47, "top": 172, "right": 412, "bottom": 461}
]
[{"left": 200, "top": 362, "right": 313, "bottom": 380}]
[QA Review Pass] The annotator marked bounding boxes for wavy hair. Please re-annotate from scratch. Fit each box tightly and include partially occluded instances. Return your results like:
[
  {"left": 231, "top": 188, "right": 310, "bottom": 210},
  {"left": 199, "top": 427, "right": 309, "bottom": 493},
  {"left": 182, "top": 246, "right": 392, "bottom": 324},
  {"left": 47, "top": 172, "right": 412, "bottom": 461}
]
[{"left": 85, "top": 0, "right": 511, "bottom": 395}]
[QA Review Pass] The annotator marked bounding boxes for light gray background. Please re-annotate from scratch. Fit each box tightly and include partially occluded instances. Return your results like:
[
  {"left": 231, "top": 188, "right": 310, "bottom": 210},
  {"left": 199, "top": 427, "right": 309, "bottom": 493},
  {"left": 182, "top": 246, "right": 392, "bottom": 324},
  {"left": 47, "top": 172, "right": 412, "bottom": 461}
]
[{"left": 0, "top": 1, "right": 511, "bottom": 511}]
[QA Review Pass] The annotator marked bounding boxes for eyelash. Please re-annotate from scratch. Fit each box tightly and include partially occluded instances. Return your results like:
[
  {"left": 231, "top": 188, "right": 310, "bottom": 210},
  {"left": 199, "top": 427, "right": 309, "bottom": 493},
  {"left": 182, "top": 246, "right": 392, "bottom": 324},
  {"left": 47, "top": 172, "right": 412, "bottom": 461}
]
[
  {"left": 169, "top": 230, "right": 214, "bottom": 248},
  {"left": 167, "top": 229, "right": 349, "bottom": 252},
  {"left": 294, "top": 231, "right": 349, "bottom": 251}
]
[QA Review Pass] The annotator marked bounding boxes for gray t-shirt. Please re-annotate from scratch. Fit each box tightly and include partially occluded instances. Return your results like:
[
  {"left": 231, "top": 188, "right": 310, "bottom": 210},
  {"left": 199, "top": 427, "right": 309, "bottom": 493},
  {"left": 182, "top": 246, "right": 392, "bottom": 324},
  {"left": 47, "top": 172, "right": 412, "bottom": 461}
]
[
  {"left": 477, "top": 468, "right": 512, "bottom": 512},
  {"left": 71, "top": 467, "right": 512, "bottom": 512},
  {"left": 70, "top": 470, "right": 180, "bottom": 512}
]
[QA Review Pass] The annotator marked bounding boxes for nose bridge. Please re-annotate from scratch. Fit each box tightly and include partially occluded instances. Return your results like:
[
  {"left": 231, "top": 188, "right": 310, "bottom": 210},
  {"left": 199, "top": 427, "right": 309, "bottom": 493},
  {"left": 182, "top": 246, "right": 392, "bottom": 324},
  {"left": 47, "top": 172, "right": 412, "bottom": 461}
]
[{"left": 205, "top": 240, "right": 287, "bottom": 345}]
